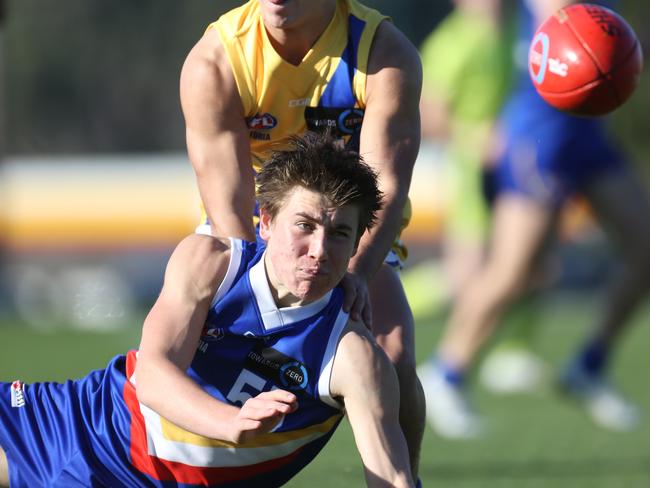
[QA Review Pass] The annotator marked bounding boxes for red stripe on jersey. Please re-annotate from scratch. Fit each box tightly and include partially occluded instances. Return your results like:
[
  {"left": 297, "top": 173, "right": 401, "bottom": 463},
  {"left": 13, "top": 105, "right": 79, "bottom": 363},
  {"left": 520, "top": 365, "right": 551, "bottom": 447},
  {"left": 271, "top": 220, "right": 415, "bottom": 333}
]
[{"left": 122, "top": 350, "right": 304, "bottom": 485}]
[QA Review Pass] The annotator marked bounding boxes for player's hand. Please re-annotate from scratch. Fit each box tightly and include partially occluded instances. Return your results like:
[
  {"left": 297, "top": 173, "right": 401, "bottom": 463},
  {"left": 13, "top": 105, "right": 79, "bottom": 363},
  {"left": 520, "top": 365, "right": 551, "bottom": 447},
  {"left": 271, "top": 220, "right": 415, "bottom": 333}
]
[
  {"left": 339, "top": 272, "right": 372, "bottom": 328},
  {"left": 230, "top": 390, "right": 298, "bottom": 444}
]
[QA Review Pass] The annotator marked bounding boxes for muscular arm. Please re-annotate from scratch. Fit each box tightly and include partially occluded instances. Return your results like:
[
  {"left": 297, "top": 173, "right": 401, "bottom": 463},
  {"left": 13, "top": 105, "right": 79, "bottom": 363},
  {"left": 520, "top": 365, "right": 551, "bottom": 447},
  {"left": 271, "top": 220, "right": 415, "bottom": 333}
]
[
  {"left": 331, "top": 322, "right": 414, "bottom": 487},
  {"left": 180, "top": 28, "right": 256, "bottom": 241},
  {"left": 135, "top": 235, "right": 296, "bottom": 443},
  {"left": 352, "top": 21, "right": 422, "bottom": 280}
]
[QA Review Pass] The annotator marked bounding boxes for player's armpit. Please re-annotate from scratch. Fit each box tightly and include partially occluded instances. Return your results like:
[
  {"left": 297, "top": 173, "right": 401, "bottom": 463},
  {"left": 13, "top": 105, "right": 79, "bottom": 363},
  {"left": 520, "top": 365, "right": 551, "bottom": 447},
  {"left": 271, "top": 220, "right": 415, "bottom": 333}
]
[{"left": 330, "top": 322, "right": 414, "bottom": 488}]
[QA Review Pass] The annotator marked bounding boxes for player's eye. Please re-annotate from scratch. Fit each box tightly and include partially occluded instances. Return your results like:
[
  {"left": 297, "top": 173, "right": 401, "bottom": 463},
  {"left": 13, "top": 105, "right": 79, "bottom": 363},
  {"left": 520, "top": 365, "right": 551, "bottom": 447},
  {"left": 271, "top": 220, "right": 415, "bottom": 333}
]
[
  {"left": 297, "top": 221, "right": 315, "bottom": 231},
  {"left": 330, "top": 228, "right": 351, "bottom": 239}
]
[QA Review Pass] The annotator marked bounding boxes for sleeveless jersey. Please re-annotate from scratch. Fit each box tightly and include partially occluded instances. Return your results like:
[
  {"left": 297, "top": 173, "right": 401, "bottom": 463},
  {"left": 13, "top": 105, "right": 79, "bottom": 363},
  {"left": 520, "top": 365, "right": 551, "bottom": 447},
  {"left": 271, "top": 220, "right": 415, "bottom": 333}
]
[
  {"left": 0, "top": 239, "right": 349, "bottom": 487},
  {"left": 205, "top": 1, "right": 410, "bottom": 265},
  {"left": 211, "top": 0, "right": 386, "bottom": 168}
]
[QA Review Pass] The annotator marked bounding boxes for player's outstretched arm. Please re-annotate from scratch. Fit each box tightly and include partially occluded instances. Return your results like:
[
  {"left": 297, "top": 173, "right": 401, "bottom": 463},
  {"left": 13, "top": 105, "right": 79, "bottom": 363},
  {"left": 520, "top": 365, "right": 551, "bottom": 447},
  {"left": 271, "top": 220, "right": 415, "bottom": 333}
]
[
  {"left": 180, "top": 28, "right": 256, "bottom": 241},
  {"left": 330, "top": 322, "right": 414, "bottom": 487},
  {"left": 135, "top": 234, "right": 292, "bottom": 443}
]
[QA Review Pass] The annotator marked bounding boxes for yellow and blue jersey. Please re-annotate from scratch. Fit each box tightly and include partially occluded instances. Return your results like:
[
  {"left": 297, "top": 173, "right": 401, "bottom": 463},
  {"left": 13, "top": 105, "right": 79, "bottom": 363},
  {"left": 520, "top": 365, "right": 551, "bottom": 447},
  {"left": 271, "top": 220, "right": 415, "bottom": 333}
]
[
  {"left": 203, "top": 1, "right": 409, "bottom": 265},
  {"left": 210, "top": 0, "right": 387, "bottom": 170},
  {"left": 0, "top": 239, "right": 350, "bottom": 487}
]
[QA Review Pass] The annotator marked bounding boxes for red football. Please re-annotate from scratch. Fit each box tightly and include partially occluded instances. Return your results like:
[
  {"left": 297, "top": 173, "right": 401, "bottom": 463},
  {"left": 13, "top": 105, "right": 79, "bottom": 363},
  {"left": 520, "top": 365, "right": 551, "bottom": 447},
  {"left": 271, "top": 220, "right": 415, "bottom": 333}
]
[{"left": 528, "top": 3, "right": 643, "bottom": 116}]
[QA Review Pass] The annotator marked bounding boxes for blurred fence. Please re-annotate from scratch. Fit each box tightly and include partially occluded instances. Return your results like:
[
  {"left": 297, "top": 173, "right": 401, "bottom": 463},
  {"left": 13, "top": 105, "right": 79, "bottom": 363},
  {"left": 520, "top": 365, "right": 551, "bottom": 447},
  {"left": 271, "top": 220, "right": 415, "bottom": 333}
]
[{"left": 0, "top": 147, "right": 614, "bottom": 329}]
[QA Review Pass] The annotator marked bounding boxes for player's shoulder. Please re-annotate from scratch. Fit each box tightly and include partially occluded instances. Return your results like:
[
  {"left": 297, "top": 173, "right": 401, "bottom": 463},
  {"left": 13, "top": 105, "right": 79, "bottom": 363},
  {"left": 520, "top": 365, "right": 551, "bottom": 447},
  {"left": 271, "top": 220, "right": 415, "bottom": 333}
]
[
  {"left": 167, "top": 234, "right": 233, "bottom": 289},
  {"left": 336, "top": 320, "right": 385, "bottom": 367},
  {"left": 330, "top": 319, "right": 395, "bottom": 398},
  {"left": 369, "top": 18, "right": 421, "bottom": 71}
]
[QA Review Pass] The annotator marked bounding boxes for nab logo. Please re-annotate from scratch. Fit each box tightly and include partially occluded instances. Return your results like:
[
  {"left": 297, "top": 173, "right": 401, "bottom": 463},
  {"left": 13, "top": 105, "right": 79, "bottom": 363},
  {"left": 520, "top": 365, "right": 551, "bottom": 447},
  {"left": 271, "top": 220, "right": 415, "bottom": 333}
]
[{"left": 247, "top": 113, "right": 277, "bottom": 130}]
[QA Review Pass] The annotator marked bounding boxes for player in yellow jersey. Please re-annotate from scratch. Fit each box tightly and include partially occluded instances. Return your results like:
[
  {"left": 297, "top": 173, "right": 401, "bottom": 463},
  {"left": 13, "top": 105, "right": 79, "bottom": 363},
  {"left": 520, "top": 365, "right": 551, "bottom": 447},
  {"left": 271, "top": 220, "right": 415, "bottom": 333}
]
[{"left": 180, "top": 0, "right": 424, "bottom": 480}]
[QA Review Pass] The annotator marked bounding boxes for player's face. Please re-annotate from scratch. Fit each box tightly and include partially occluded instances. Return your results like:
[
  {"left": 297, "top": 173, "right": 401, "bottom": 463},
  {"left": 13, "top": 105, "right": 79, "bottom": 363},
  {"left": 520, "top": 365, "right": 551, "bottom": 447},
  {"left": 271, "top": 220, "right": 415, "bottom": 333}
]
[
  {"left": 259, "top": 186, "right": 360, "bottom": 307},
  {"left": 258, "top": 0, "right": 334, "bottom": 30}
]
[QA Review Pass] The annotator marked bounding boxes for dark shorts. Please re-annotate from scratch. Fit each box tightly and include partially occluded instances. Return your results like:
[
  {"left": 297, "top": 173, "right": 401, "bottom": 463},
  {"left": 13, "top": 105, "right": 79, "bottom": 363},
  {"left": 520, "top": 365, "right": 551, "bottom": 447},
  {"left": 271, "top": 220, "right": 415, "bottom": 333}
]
[{"left": 496, "top": 94, "right": 625, "bottom": 207}]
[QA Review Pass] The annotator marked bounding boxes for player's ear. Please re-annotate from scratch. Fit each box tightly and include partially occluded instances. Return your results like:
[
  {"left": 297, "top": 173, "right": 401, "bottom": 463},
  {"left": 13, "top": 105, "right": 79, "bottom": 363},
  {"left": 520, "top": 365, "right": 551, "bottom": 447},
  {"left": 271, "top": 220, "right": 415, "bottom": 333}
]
[{"left": 258, "top": 207, "right": 272, "bottom": 241}]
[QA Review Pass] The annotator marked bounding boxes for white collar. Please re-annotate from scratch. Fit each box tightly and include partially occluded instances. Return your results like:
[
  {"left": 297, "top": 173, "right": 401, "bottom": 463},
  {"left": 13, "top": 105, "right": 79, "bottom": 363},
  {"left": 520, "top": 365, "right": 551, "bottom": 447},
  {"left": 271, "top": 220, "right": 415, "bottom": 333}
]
[{"left": 248, "top": 251, "right": 333, "bottom": 331}]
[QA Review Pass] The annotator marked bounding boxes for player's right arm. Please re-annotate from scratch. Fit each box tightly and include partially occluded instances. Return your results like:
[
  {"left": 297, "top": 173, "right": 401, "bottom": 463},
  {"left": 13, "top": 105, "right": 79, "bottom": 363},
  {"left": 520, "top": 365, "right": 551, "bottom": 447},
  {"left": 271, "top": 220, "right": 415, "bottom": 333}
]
[
  {"left": 180, "top": 28, "right": 256, "bottom": 241},
  {"left": 330, "top": 322, "right": 414, "bottom": 487},
  {"left": 135, "top": 234, "right": 297, "bottom": 443}
]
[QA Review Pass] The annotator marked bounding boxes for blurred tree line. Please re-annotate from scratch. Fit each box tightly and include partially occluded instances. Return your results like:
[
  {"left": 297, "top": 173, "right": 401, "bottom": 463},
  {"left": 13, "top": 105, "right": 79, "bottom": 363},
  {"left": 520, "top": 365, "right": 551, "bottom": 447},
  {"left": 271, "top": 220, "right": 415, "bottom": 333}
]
[
  {"left": 1, "top": 0, "right": 649, "bottom": 162},
  {"left": 1, "top": 0, "right": 448, "bottom": 154}
]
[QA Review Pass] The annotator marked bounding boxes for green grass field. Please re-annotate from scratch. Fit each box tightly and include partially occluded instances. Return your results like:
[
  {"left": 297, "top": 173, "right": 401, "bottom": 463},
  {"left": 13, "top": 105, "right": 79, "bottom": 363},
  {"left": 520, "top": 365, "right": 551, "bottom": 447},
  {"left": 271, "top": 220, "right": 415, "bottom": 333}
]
[{"left": 1, "top": 293, "right": 649, "bottom": 487}]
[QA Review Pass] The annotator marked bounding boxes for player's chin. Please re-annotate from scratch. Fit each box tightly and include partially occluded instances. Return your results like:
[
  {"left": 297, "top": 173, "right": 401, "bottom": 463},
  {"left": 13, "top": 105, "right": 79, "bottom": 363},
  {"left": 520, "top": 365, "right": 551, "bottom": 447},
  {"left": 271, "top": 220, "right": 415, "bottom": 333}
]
[{"left": 295, "top": 278, "right": 334, "bottom": 302}]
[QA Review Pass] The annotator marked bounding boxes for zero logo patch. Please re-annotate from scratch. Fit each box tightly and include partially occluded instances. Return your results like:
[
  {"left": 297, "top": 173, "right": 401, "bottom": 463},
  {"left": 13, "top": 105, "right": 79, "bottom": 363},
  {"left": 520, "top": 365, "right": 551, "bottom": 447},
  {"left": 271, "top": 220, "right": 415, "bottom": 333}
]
[
  {"left": 244, "top": 344, "right": 311, "bottom": 394},
  {"left": 304, "top": 106, "right": 364, "bottom": 137}
]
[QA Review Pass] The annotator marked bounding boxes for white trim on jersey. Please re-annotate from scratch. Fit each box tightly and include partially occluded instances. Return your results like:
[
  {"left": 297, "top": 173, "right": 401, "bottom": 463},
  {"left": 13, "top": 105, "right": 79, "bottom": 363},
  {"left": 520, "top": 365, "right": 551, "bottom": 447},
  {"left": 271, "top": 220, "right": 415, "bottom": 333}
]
[
  {"left": 138, "top": 401, "right": 338, "bottom": 468},
  {"left": 248, "top": 251, "right": 333, "bottom": 331},
  {"left": 317, "top": 309, "right": 348, "bottom": 410},
  {"left": 211, "top": 237, "right": 244, "bottom": 307}
]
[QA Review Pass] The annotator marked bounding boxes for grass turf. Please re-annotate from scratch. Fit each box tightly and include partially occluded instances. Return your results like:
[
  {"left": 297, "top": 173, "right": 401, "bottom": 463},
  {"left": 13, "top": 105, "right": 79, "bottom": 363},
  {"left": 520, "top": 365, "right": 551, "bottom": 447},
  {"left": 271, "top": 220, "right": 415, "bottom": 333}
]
[{"left": 1, "top": 294, "right": 649, "bottom": 487}]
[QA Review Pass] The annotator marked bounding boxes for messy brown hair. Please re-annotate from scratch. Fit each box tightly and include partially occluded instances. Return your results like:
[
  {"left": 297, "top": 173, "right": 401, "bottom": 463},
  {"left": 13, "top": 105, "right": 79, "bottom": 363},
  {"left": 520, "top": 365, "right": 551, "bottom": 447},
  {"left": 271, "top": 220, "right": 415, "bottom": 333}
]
[{"left": 256, "top": 132, "right": 383, "bottom": 239}]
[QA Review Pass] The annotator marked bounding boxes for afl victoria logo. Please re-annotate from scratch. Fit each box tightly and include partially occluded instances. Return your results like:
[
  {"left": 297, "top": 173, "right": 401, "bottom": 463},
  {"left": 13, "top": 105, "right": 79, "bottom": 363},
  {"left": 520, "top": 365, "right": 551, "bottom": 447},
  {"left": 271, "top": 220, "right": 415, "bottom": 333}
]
[{"left": 247, "top": 113, "right": 277, "bottom": 130}]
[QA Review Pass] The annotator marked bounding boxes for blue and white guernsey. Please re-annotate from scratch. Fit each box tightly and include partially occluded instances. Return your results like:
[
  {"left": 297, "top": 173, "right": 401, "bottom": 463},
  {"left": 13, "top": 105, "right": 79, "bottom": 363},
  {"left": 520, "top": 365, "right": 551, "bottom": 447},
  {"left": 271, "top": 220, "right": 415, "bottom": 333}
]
[{"left": 0, "top": 239, "right": 349, "bottom": 487}]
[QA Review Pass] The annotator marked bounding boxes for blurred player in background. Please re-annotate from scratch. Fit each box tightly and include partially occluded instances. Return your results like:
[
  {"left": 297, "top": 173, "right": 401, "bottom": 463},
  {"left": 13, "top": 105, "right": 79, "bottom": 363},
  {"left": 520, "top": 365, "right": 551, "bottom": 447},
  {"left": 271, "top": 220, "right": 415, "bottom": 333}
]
[
  {"left": 419, "top": 0, "right": 512, "bottom": 300},
  {"left": 180, "top": 0, "right": 424, "bottom": 475},
  {"left": 420, "top": 0, "right": 650, "bottom": 438},
  {"left": 0, "top": 134, "right": 415, "bottom": 488},
  {"left": 417, "top": 0, "right": 548, "bottom": 417}
]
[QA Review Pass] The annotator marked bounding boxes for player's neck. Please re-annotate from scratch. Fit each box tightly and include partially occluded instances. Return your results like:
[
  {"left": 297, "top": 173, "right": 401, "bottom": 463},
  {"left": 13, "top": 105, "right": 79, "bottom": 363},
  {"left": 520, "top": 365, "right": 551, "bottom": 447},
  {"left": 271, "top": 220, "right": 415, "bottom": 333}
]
[{"left": 264, "top": 3, "right": 336, "bottom": 66}]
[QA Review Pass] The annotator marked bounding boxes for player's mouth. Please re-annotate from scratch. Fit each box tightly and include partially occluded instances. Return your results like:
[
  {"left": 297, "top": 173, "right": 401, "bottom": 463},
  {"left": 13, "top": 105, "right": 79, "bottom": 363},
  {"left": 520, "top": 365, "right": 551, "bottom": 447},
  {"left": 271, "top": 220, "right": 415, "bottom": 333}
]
[{"left": 298, "top": 267, "right": 327, "bottom": 278}]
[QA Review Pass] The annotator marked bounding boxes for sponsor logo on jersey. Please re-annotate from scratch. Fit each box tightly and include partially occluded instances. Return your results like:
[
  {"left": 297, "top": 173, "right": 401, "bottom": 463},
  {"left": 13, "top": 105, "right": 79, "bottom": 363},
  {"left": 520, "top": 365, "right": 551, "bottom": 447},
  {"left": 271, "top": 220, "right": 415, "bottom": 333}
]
[
  {"left": 245, "top": 344, "right": 311, "bottom": 393},
  {"left": 249, "top": 131, "right": 271, "bottom": 141},
  {"left": 11, "top": 380, "right": 26, "bottom": 408},
  {"left": 247, "top": 113, "right": 277, "bottom": 130},
  {"left": 304, "top": 106, "right": 364, "bottom": 137},
  {"left": 289, "top": 98, "right": 310, "bottom": 107},
  {"left": 279, "top": 361, "right": 309, "bottom": 390},
  {"left": 203, "top": 327, "right": 225, "bottom": 341},
  {"left": 198, "top": 326, "right": 227, "bottom": 353}
]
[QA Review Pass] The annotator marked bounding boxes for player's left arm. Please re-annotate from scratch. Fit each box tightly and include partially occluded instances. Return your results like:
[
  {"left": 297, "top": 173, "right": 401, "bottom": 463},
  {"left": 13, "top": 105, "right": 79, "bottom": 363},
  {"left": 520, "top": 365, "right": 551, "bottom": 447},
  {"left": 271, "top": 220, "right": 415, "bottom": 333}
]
[
  {"left": 344, "top": 21, "right": 422, "bottom": 321},
  {"left": 330, "top": 322, "right": 414, "bottom": 487}
]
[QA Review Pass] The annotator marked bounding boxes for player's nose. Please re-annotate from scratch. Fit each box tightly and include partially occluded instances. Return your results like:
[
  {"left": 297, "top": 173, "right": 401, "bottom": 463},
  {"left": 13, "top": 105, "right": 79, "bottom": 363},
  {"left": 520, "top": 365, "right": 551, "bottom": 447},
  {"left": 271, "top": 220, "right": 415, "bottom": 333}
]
[{"left": 307, "top": 230, "right": 328, "bottom": 261}]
